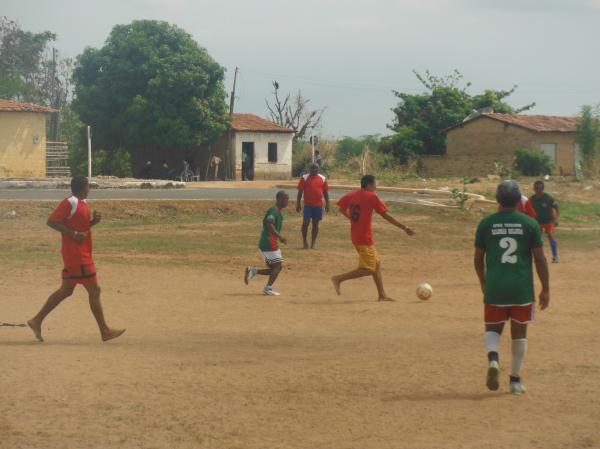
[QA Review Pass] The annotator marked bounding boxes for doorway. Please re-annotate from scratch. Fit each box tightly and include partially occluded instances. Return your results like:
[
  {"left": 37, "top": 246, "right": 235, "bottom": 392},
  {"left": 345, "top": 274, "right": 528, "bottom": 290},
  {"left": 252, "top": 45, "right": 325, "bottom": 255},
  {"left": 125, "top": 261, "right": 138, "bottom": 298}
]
[{"left": 242, "top": 142, "right": 254, "bottom": 180}]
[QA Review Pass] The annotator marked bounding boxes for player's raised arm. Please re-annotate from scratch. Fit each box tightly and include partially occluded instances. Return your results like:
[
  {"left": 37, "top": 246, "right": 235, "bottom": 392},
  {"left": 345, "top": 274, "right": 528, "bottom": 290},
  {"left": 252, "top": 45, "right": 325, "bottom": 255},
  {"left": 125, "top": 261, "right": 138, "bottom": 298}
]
[
  {"left": 532, "top": 246, "right": 550, "bottom": 309},
  {"left": 380, "top": 211, "right": 415, "bottom": 235}
]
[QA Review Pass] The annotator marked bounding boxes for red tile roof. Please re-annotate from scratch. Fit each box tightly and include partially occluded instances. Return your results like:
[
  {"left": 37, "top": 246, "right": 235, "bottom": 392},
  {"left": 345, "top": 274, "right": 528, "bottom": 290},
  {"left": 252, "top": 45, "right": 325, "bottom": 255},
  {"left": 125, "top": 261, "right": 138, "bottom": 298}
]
[
  {"left": 231, "top": 113, "right": 294, "bottom": 133},
  {"left": 0, "top": 98, "right": 57, "bottom": 113},
  {"left": 481, "top": 113, "right": 579, "bottom": 132}
]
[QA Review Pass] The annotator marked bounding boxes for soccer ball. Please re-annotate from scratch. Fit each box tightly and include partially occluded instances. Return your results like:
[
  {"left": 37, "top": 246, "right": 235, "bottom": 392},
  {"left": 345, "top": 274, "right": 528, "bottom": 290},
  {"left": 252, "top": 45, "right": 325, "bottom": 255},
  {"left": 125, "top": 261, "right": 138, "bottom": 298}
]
[{"left": 416, "top": 282, "right": 433, "bottom": 300}]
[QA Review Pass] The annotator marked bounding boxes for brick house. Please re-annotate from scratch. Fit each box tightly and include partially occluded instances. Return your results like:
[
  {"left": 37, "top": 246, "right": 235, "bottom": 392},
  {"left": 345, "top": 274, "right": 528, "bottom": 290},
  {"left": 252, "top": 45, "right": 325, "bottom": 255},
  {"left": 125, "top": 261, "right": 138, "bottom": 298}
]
[
  {"left": 422, "top": 113, "right": 581, "bottom": 177},
  {"left": 0, "top": 99, "right": 57, "bottom": 177}
]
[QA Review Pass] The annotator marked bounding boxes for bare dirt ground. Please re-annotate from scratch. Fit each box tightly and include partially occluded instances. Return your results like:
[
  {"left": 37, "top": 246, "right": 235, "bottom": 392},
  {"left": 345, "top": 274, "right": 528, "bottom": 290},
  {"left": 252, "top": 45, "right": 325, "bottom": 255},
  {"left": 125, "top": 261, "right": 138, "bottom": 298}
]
[{"left": 1, "top": 194, "right": 599, "bottom": 449}]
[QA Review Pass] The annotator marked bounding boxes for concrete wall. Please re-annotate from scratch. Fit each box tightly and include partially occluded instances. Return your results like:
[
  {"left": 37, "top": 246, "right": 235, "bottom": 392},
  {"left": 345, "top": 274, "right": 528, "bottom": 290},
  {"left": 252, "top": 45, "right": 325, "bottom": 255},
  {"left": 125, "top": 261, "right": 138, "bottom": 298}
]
[
  {"left": 421, "top": 117, "right": 578, "bottom": 177},
  {"left": 0, "top": 111, "right": 47, "bottom": 177},
  {"left": 234, "top": 131, "right": 293, "bottom": 180}
]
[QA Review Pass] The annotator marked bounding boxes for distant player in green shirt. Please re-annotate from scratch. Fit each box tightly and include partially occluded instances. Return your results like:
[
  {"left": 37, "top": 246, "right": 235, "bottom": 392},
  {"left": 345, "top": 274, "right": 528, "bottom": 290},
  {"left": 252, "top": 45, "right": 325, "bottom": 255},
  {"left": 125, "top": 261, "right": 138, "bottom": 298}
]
[
  {"left": 474, "top": 180, "right": 550, "bottom": 395},
  {"left": 530, "top": 180, "right": 560, "bottom": 263},
  {"left": 244, "top": 190, "right": 289, "bottom": 296}
]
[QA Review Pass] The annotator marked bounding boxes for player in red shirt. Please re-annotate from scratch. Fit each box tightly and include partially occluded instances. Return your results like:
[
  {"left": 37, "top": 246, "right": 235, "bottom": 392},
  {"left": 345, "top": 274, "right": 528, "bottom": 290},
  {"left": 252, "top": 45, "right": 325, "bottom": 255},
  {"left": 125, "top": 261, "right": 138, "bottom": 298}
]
[
  {"left": 515, "top": 194, "right": 537, "bottom": 218},
  {"left": 331, "top": 175, "right": 415, "bottom": 301},
  {"left": 27, "top": 176, "right": 125, "bottom": 342},
  {"left": 296, "top": 163, "right": 330, "bottom": 249}
]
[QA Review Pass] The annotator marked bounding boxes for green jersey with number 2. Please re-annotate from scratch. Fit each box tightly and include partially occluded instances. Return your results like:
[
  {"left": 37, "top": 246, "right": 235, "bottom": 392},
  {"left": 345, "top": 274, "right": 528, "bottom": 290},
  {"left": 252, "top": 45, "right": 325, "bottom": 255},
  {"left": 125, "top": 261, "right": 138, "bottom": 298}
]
[{"left": 475, "top": 211, "right": 544, "bottom": 305}]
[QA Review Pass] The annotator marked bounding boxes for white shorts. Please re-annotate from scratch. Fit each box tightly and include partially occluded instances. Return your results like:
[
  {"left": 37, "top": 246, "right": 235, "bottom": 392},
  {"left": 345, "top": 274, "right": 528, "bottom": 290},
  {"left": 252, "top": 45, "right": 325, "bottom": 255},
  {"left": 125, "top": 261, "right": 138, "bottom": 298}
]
[{"left": 261, "top": 249, "right": 283, "bottom": 265}]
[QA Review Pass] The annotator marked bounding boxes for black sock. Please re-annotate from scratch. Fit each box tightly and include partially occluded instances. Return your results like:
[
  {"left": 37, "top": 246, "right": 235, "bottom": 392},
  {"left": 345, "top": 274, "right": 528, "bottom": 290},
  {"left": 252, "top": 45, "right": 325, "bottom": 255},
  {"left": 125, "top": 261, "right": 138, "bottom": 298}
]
[
  {"left": 509, "top": 375, "right": 520, "bottom": 383},
  {"left": 487, "top": 351, "right": 499, "bottom": 363}
]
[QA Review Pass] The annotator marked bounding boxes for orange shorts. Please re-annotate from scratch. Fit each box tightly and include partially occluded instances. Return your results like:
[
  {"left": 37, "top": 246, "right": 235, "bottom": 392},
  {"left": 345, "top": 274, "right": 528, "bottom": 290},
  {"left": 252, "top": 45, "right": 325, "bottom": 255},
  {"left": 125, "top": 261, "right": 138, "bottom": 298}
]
[
  {"left": 540, "top": 223, "right": 555, "bottom": 234},
  {"left": 485, "top": 303, "right": 534, "bottom": 324},
  {"left": 62, "top": 263, "right": 97, "bottom": 285},
  {"left": 354, "top": 245, "right": 380, "bottom": 273}
]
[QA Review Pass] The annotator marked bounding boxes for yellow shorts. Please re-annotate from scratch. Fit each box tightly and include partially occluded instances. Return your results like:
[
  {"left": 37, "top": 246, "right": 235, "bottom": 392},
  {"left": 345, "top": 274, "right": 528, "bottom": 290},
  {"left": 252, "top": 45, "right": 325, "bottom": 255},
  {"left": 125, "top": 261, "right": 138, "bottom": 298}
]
[{"left": 354, "top": 245, "right": 380, "bottom": 273}]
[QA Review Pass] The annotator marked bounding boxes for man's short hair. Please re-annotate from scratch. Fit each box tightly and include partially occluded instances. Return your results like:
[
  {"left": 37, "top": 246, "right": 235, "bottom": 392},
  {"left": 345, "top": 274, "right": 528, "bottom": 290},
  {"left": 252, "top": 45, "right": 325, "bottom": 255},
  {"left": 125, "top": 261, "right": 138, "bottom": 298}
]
[
  {"left": 534, "top": 180, "right": 545, "bottom": 189},
  {"left": 496, "top": 180, "right": 521, "bottom": 208},
  {"left": 71, "top": 176, "right": 89, "bottom": 194},
  {"left": 276, "top": 190, "right": 289, "bottom": 201},
  {"left": 361, "top": 175, "right": 375, "bottom": 189}
]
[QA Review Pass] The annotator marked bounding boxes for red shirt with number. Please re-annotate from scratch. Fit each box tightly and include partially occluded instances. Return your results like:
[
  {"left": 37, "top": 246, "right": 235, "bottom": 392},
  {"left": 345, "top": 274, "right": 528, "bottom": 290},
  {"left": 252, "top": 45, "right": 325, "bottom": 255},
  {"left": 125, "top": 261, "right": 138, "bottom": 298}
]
[
  {"left": 48, "top": 196, "right": 94, "bottom": 267},
  {"left": 297, "top": 173, "right": 329, "bottom": 207},
  {"left": 337, "top": 189, "right": 388, "bottom": 245}
]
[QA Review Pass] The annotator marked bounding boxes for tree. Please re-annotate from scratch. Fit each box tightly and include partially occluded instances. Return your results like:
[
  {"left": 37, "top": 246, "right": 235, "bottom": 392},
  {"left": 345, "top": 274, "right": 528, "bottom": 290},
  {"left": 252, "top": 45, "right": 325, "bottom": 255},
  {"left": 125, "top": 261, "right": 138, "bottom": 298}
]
[
  {"left": 383, "top": 70, "right": 536, "bottom": 160},
  {"left": 265, "top": 81, "right": 324, "bottom": 141},
  {"left": 576, "top": 104, "right": 600, "bottom": 176},
  {"left": 0, "top": 17, "right": 74, "bottom": 140},
  {"left": 71, "top": 20, "right": 230, "bottom": 155}
]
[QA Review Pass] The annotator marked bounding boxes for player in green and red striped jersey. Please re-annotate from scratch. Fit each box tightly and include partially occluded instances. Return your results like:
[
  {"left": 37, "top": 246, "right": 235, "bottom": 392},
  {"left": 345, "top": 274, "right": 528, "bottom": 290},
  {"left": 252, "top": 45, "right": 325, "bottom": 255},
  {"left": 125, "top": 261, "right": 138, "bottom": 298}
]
[
  {"left": 244, "top": 191, "right": 289, "bottom": 296},
  {"left": 530, "top": 180, "right": 560, "bottom": 263},
  {"left": 474, "top": 180, "right": 550, "bottom": 395}
]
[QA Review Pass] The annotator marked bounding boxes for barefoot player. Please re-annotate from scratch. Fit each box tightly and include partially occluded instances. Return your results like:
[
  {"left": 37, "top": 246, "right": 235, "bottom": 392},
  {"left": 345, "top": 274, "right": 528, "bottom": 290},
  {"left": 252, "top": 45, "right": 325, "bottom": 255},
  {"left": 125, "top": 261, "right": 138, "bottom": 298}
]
[
  {"left": 27, "top": 176, "right": 125, "bottom": 342},
  {"left": 475, "top": 180, "right": 550, "bottom": 395},
  {"left": 331, "top": 175, "right": 415, "bottom": 301},
  {"left": 244, "top": 190, "right": 289, "bottom": 296}
]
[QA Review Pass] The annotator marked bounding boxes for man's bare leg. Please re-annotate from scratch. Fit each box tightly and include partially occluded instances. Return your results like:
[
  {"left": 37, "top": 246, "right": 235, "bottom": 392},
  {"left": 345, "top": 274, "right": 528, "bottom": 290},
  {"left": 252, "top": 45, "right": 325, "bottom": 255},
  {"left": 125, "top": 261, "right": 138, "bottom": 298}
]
[
  {"left": 310, "top": 218, "right": 319, "bottom": 249},
  {"left": 373, "top": 262, "right": 394, "bottom": 301},
  {"left": 301, "top": 218, "right": 309, "bottom": 249},
  {"left": 27, "top": 279, "right": 75, "bottom": 342},
  {"left": 267, "top": 262, "right": 282, "bottom": 286},
  {"left": 331, "top": 268, "right": 372, "bottom": 296},
  {"left": 83, "top": 283, "right": 125, "bottom": 342}
]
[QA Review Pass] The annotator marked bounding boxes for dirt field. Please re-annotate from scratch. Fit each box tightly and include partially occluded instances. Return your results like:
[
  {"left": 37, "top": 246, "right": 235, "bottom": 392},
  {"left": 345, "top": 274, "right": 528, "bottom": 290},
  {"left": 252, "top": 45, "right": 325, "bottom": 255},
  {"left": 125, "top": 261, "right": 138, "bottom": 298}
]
[{"left": 1, "top": 191, "right": 600, "bottom": 449}]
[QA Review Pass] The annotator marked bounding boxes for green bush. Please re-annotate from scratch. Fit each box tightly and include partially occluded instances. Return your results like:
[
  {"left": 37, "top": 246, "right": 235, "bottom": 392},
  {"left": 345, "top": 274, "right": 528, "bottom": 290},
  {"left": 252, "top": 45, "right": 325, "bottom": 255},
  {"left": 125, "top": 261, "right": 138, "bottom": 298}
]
[
  {"left": 68, "top": 146, "right": 133, "bottom": 177},
  {"left": 513, "top": 148, "right": 553, "bottom": 176}
]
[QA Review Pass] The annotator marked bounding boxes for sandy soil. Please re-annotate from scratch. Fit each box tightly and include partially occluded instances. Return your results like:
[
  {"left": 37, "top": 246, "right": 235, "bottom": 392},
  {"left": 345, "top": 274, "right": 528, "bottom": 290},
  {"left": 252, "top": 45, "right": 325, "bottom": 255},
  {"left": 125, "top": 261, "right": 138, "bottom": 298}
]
[{"left": 1, "top": 200, "right": 600, "bottom": 449}]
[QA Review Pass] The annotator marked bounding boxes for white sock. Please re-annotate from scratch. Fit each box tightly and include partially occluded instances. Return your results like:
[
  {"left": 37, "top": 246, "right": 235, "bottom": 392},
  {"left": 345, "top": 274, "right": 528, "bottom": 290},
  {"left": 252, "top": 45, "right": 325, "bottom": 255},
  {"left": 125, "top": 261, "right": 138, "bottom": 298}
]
[
  {"left": 484, "top": 331, "right": 501, "bottom": 353},
  {"left": 511, "top": 339, "right": 528, "bottom": 378}
]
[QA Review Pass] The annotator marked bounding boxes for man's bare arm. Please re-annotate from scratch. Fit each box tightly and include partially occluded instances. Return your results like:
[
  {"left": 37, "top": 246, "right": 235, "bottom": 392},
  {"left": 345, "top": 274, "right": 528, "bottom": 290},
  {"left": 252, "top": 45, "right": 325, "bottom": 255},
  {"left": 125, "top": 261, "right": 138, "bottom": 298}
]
[
  {"left": 474, "top": 246, "right": 486, "bottom": 294},
  {"left": 296, "top": 190, "right": 303, "bottom": 213},
  {"left": 533, "top": 246, "right": 550, "bottom": 309},
  {"left": 47, "top": 219, "right": 87, "bottom": 243},
  {"left": 380, "top": 211, "right": 415, "bottom": 235}
]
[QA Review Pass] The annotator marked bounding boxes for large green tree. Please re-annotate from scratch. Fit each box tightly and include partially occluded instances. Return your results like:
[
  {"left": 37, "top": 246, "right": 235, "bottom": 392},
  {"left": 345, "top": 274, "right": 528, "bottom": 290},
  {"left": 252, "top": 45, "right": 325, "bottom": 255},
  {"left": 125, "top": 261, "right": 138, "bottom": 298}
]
[
  {"left": 382, "top": 70, "right": 535, "bottom": 160},
  {"left": 576, "top": 104, "right": 600, "bottom": 176},
  {"left": 1, "top": 17, "right": 74, "bottom": 139},
  {"left": 72, "top": 20, "right": 229, "bottom": 152}
]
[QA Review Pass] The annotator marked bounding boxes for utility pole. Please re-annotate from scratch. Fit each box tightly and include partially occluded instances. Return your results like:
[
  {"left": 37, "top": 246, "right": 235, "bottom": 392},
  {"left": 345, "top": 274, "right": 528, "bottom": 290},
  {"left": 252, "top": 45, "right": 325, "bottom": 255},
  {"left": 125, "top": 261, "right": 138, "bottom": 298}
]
[
  {"left": 50, "top": 47, "right": 59, "bottom": 140},
  {"left": 229, "top": 66, "right": 239, "bottom": 115},
  {"left": 87, "top": 126, "right": 92, "bottom": 178}
]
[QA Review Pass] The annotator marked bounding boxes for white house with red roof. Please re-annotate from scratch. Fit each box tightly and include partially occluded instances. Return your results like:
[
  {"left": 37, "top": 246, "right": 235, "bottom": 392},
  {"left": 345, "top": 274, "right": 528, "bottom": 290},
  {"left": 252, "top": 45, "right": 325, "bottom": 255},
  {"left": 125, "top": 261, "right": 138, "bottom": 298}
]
[{"left": 212, "top": 113, "right": 295, "bottom": 181}]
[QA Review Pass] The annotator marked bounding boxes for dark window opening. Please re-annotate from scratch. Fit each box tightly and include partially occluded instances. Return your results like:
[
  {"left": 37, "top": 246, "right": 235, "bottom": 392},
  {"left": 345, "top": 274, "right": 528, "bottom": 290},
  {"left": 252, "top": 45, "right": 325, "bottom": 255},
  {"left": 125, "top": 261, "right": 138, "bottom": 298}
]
[{"left": 268, "top": 142, "right": 278, "bottom": 163}]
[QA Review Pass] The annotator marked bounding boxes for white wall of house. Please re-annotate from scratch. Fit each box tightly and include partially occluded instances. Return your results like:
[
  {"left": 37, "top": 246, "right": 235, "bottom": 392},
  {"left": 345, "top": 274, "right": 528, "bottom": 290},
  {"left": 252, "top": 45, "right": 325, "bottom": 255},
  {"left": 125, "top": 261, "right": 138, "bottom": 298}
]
[{"left": 234, "top": 131, "right": 293, "bottom": 180}]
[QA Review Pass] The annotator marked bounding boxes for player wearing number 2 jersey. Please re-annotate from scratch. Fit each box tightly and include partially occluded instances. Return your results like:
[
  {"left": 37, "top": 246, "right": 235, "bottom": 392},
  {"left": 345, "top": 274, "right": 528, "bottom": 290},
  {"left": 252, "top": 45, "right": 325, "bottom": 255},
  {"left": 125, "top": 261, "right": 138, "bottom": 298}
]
[{"left": 474, "top": 180, "right": 549, "bottom": 395}]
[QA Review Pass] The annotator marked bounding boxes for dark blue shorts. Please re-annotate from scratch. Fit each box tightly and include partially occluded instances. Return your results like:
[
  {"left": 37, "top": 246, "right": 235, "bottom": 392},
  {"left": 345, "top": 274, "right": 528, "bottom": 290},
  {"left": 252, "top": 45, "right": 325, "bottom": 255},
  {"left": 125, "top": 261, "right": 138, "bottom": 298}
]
[{"left": 303, "top": 205, "right": 323, "bottom": 221}]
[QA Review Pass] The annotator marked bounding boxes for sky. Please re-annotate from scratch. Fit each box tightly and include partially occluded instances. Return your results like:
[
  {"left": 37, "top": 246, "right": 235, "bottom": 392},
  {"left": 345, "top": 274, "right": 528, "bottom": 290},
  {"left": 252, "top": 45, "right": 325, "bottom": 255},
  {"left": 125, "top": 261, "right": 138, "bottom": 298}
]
[{"left": 3, "top": 0, "right": 600, "bottom": 138}]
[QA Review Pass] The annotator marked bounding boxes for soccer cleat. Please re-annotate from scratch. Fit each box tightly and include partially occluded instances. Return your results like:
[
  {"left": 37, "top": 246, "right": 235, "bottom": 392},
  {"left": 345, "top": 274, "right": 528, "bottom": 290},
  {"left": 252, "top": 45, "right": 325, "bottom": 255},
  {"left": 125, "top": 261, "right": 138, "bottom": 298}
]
[
  {"left": 244, "top": 267, "right": 257, "bottom": 285},
  {"left": 552, "top": 257, "right": 559, "bottom": 263},
  {"left": 510, "top": 381, "right": 527, "bottom": 395},
  {"left": 263, "top": 287, "right": 281, "bottom": 296},
  {"left": 486, "top": 360, "right": 500, "bottom": 391}
]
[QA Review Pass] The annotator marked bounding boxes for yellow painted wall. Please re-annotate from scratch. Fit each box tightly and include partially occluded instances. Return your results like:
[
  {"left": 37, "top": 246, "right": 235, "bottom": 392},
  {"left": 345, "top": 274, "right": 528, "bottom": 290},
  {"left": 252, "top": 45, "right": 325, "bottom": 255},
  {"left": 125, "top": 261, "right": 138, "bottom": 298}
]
[
  {"left": 0, "top": 111, "right": 47, "bottom": 177},
  {"left": 422, "top": 117, "right": 578, "bottom": 177}
]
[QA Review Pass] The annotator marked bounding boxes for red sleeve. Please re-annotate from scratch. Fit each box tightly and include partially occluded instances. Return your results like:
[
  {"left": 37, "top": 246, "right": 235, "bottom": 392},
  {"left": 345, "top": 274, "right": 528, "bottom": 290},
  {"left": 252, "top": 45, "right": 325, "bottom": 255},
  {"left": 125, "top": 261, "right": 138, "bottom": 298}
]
[
  {"left": 373, "top": 195, "right": 389, "bottom": 214},
  {"left": 337, "top": 193, "right": 351, "bottom": 209},
  {"left": 525, "top": 200, "right": 537, "bottom": 218},
  {"left": 322, "top": 179, "right": 329, "bottom": 193},
  {"left": 48, "top": 199, "right": 71, "bottom": 222},
  {"left": 297, "top": 177, "right": 305, "bottom": 191}
]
